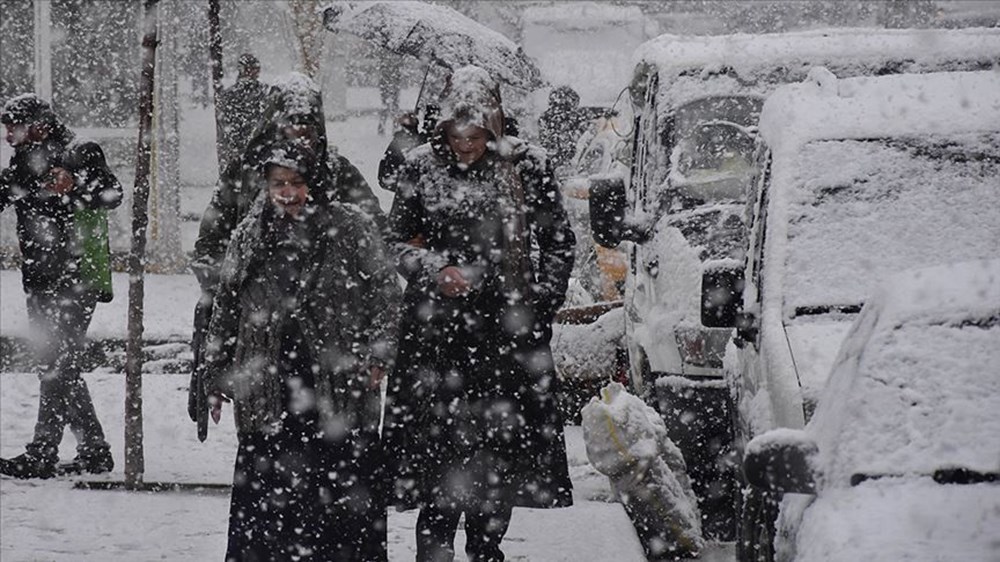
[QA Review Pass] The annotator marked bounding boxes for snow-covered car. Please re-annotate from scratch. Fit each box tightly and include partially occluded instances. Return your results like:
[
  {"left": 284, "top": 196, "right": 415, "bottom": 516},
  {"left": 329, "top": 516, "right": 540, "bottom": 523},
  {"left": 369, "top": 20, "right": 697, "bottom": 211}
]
[
  {"left": 703, "top": 69, "right": 1000, "bottom": 560},
  {"left": 742, "top": 259, "right": 1000, "bottom": 562},
  {"left": 589, "top": 26, "right": 1000, "bottom": 541}
]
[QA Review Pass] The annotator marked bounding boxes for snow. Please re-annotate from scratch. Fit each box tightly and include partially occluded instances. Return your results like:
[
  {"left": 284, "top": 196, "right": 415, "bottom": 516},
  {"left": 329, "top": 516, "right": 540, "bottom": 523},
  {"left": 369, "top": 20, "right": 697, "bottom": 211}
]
[
  {"left": 793, "top": 478, "right": 1000, "bottom": 562},
  {"left": 759, "top": 71, "right": 1000, "bottom": 155},
  {"left": 809, "top": 260, "right": 1000, "bottom": 484},
  {"left": 634, "top": 27, "right": 1000, "bottom": 108},
  {"left": 550, "top": 307, "right": 623, "bottom": 381}
]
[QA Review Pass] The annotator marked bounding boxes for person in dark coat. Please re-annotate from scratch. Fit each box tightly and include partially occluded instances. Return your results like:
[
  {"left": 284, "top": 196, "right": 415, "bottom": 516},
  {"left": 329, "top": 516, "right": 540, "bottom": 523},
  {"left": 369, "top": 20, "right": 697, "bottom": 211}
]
[
  {"left": 190, "top": 72, "right": 385, "bottom": 425},
  {"left": 217, "top": 53, "right": 269, "bottom": 173},
  {"left": 538, "top": 86, "right": 588, "bottom": 172},
  {"left": 0, "top": 94, "right": 122, "bottom": 479},
  {"left": 199, "top": 140, "right": 399, "bottom": 561},
  {"left": 383, "top": 66, "right": 576, "bottom": 562}
]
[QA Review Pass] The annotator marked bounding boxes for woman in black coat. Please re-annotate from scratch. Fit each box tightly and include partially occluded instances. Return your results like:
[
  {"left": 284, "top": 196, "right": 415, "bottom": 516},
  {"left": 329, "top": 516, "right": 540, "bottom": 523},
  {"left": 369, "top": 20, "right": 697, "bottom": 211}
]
[{"left": 383, "top": 65, "right": 576, "bottom": 562}]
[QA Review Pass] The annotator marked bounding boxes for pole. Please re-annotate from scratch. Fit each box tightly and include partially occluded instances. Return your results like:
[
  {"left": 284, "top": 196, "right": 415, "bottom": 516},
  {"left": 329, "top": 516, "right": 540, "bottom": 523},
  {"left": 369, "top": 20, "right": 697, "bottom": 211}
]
[
  {"left": 125, "top": 0, "right": 159, "bottom": 491},
  {"left": 207, "top": 0, "right": 225, "bottom": 173}
]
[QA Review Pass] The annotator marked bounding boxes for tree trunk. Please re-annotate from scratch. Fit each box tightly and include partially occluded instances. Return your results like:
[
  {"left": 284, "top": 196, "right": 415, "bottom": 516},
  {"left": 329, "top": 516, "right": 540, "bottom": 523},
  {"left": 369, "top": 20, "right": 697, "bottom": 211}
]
[
  {"left": 125, "top": 0, "right": 159, "bottom": 490},
  {"left": 208, "top": 0, "right": 225, "bottom": 173}
]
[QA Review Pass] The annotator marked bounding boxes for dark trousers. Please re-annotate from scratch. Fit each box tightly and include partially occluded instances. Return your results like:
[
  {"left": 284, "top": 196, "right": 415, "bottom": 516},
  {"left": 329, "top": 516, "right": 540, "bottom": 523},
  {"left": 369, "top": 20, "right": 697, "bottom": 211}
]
[
  {"left": 415, "top": 502, "right": 514, "bottom": 562},
  {"left": 226, "top": 421, "right": 387, "bottom": 562},
  {"left": 24, "top": 289, "right": 108, "bottom": 462}
]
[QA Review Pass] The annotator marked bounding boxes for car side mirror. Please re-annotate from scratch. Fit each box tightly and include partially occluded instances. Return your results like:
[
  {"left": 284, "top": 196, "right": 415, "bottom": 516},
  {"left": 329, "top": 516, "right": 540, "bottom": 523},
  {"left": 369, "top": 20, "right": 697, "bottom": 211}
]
[
  {"left": 744, "top": 429, "right": 818, "bottom": 494},
  {"left": 701, "top": 265, "right": 745, "bottom": 328},
  {"left": 589, "top": 175, "right": 628, "bottom": 248}
]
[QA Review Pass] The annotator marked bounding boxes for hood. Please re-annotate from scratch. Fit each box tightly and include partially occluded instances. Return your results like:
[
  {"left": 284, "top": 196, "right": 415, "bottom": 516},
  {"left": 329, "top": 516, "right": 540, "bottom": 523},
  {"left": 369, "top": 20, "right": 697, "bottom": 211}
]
[
  {"left": 242, "top": 72, "right": 329, "bottom": 169},
  {"left": 436, "top": 65, "right": 506, "bottom": 142}
]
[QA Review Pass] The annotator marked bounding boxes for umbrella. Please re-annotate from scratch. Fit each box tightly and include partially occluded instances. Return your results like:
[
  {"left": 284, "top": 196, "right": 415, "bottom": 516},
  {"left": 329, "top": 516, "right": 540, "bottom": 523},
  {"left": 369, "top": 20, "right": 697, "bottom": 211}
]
[{"left": 323, "top": 1, "right": 545, "bottom": 91}]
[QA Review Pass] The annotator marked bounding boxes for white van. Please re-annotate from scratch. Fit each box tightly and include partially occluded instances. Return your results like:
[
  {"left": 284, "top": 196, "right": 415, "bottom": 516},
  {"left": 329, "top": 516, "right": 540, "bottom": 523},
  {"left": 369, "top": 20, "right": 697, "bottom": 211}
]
[
  {"left": 705, "top": 70, "right": 1000, "bottom": 560},
  {"left": 589, "top": 26, "right": 1000, "bottom": 540}
]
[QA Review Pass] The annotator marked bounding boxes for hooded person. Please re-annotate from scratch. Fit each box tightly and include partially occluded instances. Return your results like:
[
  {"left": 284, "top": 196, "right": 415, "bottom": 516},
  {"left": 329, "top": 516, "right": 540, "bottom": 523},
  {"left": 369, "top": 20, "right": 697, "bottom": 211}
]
[
  {"left": 538, "top": 85, "right": 587, "bottom": 172},
  {"left": 383, "top": 65, "right": 576, "bottom": 562},
  {"left": 199, "top": 139, "right": 400, "bottom": 561},
  {"left": 0, "top": 93, "right": 122, "bottom": 479},
  {"left": 190, "top": 72, "right": 387, "bottom": 425}
]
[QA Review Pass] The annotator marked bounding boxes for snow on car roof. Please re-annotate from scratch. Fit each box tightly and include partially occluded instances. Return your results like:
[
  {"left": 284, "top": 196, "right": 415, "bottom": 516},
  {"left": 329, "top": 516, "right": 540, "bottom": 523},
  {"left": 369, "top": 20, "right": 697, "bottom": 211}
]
[
  {"left": 810, "top": 259, "right": 1000, "bottom": 484},
  {"left": 634, "top": 27, "right": 1000, "bottom": 79},
  {"left": 759, "top": 70, "right": 1000, "bottom": 153}
]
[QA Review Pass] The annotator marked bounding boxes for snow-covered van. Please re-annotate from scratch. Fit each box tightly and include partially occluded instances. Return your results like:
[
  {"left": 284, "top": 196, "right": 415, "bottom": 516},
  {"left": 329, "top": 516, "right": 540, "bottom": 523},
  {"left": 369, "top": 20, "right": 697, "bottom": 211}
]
[
  {"left": 589, "top": 27, "right": 1000, "bottom": 539},
  {"left": 706, "top": 70, "right": 1000, "bottom": 560}
]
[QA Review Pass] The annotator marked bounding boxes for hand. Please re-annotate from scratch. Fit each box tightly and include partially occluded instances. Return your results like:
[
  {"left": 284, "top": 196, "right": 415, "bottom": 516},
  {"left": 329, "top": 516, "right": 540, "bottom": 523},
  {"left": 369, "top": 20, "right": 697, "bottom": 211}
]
[
  {"left": 369, "top": 365, "right": 386, "bottom": 390},
  {"left": 437, "top": 265, "right": 471, "bottom": 298},
  {"left": 209, "top": 391, "right": 231, "bottom": 424},
  {"left": 45, "top": 167, "right": 74, "bottom": 195}
]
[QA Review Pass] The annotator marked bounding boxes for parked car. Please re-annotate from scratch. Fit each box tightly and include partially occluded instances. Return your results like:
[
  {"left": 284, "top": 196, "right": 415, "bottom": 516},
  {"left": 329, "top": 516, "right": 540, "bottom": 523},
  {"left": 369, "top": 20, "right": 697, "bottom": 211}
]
[
  {"left": 590, "top": 26, "right": 1000, "bottom": 540},
  {"left": 742, "top": 259, "right": 1000, "bottom": 562},
  {"left": 703, "top": 69, "right": 1000, "bottom": 560}
]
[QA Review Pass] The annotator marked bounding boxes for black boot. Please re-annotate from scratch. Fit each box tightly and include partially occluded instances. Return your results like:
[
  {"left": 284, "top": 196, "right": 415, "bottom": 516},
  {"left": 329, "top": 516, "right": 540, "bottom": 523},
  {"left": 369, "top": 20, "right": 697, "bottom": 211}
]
[
  {"left": 0, "top": 453, "right": 58, "bottom": 479},
  {"left": 57, "top": 447, "right": 114, "bottom": 475}
]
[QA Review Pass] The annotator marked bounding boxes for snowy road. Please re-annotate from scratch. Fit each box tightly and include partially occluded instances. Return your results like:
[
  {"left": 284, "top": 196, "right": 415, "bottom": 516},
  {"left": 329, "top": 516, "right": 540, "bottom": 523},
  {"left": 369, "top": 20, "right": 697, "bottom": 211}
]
[{"left": 0, "top": 372, "right": 734, "bottom": 561}]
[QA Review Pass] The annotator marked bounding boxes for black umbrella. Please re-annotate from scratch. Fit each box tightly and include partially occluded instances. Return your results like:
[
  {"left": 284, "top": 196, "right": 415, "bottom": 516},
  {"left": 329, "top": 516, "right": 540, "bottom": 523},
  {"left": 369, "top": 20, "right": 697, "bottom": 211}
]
[{"left": 323, "top": 1, "right": 545, "bottom": 91}]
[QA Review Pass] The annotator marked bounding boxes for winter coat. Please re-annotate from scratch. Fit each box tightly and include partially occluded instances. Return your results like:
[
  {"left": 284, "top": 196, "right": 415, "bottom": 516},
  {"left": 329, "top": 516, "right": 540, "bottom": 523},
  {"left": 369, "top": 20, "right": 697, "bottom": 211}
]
[
  {"left": 217, "top": 77, "right": 269, "bottom": 172},
  {"left": 192, "top": 76, "right": 384, "bottom": 293},
  {"left": 0, "top": 136, "right": 122, "bottom": 296},
  {"left": 383, "top": 124, "right": 577, "bottom": 509},
  {"left": 539, "top": 87, "right": 588, "bottom": 171},
  {"left": 201, "top": 195, "right": 400, "bottom": 436}
]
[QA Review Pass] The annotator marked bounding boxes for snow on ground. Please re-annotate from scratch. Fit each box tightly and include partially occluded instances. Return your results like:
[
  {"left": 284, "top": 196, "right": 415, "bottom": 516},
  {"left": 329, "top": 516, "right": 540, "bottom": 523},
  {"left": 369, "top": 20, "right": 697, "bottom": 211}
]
[{"left": 0, "top": 368, "right": 732, "bottom": 561}]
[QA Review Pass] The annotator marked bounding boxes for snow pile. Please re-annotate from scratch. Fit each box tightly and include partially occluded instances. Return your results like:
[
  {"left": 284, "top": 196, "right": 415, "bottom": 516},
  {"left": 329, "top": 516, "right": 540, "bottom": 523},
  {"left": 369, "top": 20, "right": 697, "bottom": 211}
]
[
  {"left": 551, "top": 307, "right": 623, "bottom": 381},
  {"left": 582, "top": 382, "right": 704, "bottom": 559},
  {"left": 809, "top": 259, "right": 1000, "bottom": 485}
]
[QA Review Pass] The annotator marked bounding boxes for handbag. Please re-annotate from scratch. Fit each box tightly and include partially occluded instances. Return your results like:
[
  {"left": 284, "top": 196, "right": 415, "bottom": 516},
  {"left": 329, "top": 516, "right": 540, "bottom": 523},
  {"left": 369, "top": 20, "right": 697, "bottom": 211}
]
[{"left": 74, "top": 208, "right": 114, "bottom": 303}]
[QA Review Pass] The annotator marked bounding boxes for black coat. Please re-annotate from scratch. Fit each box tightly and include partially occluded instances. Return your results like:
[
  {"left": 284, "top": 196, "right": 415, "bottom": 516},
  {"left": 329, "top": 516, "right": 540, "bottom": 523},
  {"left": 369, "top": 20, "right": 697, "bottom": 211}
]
[
  {"left": 0, "top": 137, "right": 122, "bottom": 295},
  {"left": 383, "top": 137, "right": 576, "bottom": 510}
]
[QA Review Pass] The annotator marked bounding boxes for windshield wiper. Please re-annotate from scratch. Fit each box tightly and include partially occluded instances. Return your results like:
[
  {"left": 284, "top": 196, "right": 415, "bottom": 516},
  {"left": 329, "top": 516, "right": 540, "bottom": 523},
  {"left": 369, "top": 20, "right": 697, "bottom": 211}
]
[
  {"left": 933, "top": 468, "right": 999, "bottom": 485},
  {"left": 851, "top": 469, "right": 999, "bottom": 487},
  {"left": 794, "top": 304, "right": 863, "bottom": 317}
]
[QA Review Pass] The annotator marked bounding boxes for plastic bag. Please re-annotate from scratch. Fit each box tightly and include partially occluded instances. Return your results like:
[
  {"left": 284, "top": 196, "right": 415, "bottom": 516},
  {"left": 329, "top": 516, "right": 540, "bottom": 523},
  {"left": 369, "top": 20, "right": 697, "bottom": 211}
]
[
  {"left": 582, "top": 382, "right": 705, "bottom": 560},
  {"left": 74, "top": 208, "right": 113, "bottom": 303}
]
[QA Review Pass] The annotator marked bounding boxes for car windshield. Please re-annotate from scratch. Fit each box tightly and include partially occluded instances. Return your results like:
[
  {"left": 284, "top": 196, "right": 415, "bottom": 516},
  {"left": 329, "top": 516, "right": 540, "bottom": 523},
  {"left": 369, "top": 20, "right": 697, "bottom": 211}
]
[
  {"left": 784, "top": 133, "right": 1000, "bottom": 314},
  {"left": 668, "top": 96, "right": 763, "bottom": 204},
  {"left": 827, "top": 314, "right": 1000, "bottom": 480}
]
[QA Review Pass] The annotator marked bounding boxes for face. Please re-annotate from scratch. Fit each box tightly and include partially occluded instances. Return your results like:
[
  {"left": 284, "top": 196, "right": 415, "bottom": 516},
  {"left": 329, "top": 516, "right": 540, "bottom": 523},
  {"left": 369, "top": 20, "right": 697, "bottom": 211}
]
[
  {"left": 4, "top": 123, "right": 43, "bottom": 147},
  {"left": 267, "top": 166, "right": 310, "bottom": 218},
  {"left": 445, "top": 124, "right": 490, "bottom": 166}
]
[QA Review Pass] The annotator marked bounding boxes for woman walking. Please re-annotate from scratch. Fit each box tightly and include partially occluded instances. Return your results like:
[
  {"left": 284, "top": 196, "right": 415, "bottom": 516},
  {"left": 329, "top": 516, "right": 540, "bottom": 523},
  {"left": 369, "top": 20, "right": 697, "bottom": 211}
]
[{"left": 383, "top": 65, "right": 577, "bottom": 562}]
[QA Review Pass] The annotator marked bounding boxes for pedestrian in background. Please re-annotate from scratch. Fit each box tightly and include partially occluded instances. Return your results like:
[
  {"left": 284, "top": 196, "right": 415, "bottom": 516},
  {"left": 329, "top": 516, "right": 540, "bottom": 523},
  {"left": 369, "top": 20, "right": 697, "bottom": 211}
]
[
  {"left": 538, "top": 85, "right": 588, "bottom": 173},
  {"left": 200, "top": 140, "right": 399, "bottom": 561},
  {"left": 0, "top": 94, "right": 122, "bottom": 479},
  {"left": 217, "top": 53, "right": 268, "bottom": 173},
  {"left": 383, "top": 65, "right": 576, "bottom": 562}
]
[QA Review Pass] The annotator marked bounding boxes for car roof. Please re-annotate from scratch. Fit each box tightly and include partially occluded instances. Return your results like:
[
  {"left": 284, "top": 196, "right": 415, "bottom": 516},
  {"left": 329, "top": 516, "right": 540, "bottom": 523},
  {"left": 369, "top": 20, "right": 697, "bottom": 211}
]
[
  {"left": 634, "top": 27, "right": 1000, "bottom": 78},
  {"left": 759, "top": 70, "right": 1000, "bottom": 154}
]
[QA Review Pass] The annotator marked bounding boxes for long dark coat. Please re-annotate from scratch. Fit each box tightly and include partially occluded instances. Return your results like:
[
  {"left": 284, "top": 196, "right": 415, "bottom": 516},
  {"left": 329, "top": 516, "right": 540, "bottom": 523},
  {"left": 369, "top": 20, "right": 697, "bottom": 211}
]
[
  {"left": 201, "top": 195, "right": 399, "bottom": 437},
  {"left": 383, "top": 136, "right": 576, "bottom": 510}
]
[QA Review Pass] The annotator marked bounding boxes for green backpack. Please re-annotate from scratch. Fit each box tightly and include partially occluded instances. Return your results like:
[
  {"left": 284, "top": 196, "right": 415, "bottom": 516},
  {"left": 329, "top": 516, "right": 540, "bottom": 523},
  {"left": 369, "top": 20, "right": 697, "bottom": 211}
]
[{"left": 74, "top": 208, "right": 114, "bottom": 303}]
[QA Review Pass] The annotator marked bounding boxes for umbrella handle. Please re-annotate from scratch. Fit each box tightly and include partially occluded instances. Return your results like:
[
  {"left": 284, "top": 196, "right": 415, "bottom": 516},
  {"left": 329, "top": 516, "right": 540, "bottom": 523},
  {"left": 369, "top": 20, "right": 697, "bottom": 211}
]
[{"left": 414, "top": 63, "right": 432, "bottom": 112}]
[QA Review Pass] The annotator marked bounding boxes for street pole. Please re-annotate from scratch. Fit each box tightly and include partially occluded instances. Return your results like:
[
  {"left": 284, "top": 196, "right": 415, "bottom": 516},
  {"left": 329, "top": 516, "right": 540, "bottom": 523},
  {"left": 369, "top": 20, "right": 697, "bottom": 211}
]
[
  {"left": 207, "top": 0, "right": 225, "bottom": 172},
  {"left": 125, "top": 0, "right": 159, "bottom": 490}
]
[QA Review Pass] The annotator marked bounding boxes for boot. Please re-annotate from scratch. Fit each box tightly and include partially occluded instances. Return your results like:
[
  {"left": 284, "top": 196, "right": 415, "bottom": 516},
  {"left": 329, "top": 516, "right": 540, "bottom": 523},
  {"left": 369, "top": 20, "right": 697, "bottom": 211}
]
[
  {"left": 57, "top": 447, "right": 114, "bottom": 475},
  {"left": 0, "top": 452, "right": 58, "bottom": 479}
]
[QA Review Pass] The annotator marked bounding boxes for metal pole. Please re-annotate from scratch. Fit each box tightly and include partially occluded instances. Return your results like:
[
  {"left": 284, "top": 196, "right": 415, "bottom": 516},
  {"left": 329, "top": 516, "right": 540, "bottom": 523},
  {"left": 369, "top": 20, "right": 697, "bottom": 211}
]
[
  {"left": 207, "top": 0, "right": 225, "bottom": 172},
  {"left": 125, "top": 0, "right": 159, "bottom": 491}
]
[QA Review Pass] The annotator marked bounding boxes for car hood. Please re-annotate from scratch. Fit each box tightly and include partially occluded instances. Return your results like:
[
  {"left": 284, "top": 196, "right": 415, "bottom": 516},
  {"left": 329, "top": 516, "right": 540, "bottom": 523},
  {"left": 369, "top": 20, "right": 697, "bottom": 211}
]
[
  {"left": 792, "top": 478, "right": 1000, "bottom": 562},
  {"left": 784, "top": 318, "right": 854, "bottom": 416}
]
